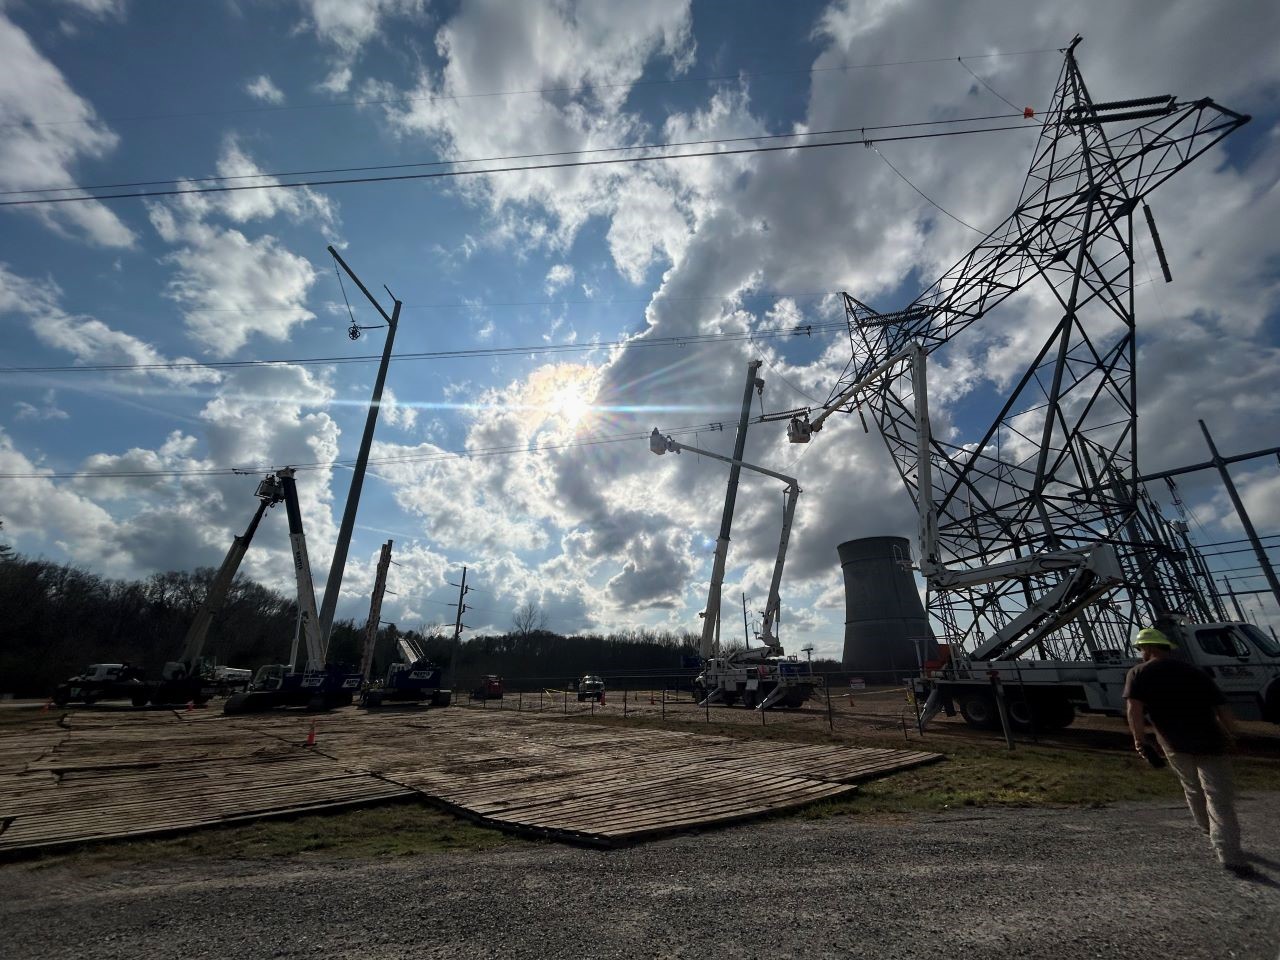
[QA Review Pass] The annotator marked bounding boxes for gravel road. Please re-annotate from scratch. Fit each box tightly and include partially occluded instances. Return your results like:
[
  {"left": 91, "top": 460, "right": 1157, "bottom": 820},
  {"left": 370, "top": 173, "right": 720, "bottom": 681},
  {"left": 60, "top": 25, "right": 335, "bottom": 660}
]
[{"left": 3, "top": 795, "right": 1277, "bottom": 960}]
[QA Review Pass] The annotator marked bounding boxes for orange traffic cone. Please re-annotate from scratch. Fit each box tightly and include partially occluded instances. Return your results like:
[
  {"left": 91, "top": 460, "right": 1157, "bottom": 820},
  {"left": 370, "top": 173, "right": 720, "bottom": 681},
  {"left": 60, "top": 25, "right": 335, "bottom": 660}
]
[
  {"left": 41, "top": 698, "right": 52, "bottom": 713},
  {"left": 305, "top": 719, "right": 317, "bottom": 747},
  {"left": 185, "top": 700, "right": 195, "bottom": 713}
]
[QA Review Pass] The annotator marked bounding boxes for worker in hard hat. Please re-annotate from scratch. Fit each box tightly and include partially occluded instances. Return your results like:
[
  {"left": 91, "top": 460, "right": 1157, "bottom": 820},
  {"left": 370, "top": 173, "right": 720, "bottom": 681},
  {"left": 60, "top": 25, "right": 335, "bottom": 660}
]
[{"left": 1123, "top": 627, "right": 1250, "bottom": 877}]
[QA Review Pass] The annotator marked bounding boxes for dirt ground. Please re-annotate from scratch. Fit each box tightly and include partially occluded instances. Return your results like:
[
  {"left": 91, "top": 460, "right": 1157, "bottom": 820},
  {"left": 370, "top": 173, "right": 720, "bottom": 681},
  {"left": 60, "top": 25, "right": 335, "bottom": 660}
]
[
  {"left": 3, "top": 694, "right": 1277, "bottom": 958},
  {"left": 2, "top": 795, "right": 1277, "bottom": 960}
]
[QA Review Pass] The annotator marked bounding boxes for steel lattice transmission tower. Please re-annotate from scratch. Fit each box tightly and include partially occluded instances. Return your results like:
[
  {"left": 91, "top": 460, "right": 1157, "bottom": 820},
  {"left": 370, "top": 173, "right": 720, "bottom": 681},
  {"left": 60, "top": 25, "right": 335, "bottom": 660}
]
[{"left": 810, "top": 37, "right": 1249, "bottom": 660}]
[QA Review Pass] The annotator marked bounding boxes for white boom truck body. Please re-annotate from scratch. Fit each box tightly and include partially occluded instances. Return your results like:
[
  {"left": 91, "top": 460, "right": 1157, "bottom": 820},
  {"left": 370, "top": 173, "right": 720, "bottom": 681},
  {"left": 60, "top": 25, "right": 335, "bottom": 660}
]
[{"left": 916, "top": 621, "right": 1280, "bottom": 731}]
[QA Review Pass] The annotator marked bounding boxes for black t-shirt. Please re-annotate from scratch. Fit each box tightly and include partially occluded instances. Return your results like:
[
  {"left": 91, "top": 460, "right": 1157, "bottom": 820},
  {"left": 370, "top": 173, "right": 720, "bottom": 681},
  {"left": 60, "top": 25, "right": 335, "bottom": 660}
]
[{"left": 1123, "top": 657, "right": 1227, "bottom": 755}]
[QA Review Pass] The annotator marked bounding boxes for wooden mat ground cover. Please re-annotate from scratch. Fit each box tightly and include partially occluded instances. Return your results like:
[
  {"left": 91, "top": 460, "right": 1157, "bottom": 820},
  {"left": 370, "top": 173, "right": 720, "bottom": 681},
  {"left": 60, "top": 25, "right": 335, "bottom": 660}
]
[{"left": 0, "top": 708, "right": 939, "bottom": 852}]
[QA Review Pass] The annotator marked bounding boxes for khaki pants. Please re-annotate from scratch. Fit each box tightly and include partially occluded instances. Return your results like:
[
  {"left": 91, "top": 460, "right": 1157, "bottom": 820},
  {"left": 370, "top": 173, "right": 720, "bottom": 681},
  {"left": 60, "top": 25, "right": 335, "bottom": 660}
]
[{"left": 1163, "top": 749, "right": 1244, "bottom": 866}]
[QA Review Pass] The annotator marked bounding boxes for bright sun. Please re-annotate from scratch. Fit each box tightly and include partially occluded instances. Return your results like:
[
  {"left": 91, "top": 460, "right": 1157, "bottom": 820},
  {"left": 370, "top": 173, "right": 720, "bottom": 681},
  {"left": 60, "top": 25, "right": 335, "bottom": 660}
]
[{"left": 549, "top": 382, "right": 592, "bottom": 427}]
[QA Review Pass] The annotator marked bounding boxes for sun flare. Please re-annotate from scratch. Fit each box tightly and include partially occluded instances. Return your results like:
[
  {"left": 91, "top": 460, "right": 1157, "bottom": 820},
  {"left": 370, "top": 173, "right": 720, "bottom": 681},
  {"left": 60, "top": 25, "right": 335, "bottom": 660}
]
[{"left": 549, "top": 381, "right": 592, "bottom": 427}]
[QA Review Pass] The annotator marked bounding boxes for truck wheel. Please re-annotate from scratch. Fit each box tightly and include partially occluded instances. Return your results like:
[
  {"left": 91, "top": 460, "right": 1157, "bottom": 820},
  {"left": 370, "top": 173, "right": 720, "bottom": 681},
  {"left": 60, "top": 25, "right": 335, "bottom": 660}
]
[
  {"left": 1262, "top": 683, "right": 1280, "bottom": 724},
  {"left": 958, "top": 692, "right": 1000, "bottom": 730},
  {"left": 741, "top": 691, "right": 758, "bottom": 710},
  {"left": 692, "top": 683, "right": 706, "bottom": 703},
  {"left": 131, "top": 693, "right": 150, "bottom": 708},
  {"left": 52, "top": 691, "right": 70, "bottom": 707},
  {"left": 1038, "top": 697, "right": 1076, "bottom": 730},
  {"left": 1007, "top": 697, "right": 1036, "bottom": 731},
  {"left": 83, "top": 694, "right": 98, "bottom": 706},
  {"left": 721, "top": 693, "right": 738, "bottom": 707}
]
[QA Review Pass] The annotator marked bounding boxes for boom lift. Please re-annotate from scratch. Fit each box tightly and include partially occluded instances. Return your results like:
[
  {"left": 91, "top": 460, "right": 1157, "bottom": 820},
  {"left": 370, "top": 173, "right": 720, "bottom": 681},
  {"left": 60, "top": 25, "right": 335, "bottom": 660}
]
[
  {"left": 50, "top": 474, "right": 284, "bottom": 708},
  {"left": 224, "top": 468, "right": 363, "bottom": 713},
  {"left": 649, "top": 362, "right": 818, "bottom": 710},
  {"left": 784, "top": 40, "right": 1280, "bottom": 729},
  {"left": 143, "top": 474, "right": 286, "bottom": 706}
]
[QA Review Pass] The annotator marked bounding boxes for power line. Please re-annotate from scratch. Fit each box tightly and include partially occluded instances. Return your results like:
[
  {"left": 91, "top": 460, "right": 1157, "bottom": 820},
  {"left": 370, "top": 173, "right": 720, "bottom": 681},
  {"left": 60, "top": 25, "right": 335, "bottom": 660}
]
[
  {"left": 86, "top": 289, "right": 844, "bottom": 317},
  {"left": 0, "top": 112, "right": 1028, "bottom": 198},
  {"left": 0, "top": 318, "right": 844, "bottom": 376},
  {"left": 957, "top": 57, "right": 1024, "bottom": 113},
  {"left": 869, "top": 143, "right": 985, "bottom": 234},
  {"left": 0, "top": 123, "right": 1040, "bottom": 208},
  {"left": 0, "top": 419, "right": 766, "bottom": 480},
  {"left": 4, "top": 48, "right": 1059, "bottom": 131}
]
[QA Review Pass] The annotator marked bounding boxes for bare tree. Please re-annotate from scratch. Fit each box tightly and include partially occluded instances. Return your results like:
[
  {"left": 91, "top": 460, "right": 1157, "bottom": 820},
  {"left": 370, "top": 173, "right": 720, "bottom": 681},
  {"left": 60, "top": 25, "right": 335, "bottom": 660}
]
[{"left": 511, "top": 600, "right": 547, "bottom": 637}]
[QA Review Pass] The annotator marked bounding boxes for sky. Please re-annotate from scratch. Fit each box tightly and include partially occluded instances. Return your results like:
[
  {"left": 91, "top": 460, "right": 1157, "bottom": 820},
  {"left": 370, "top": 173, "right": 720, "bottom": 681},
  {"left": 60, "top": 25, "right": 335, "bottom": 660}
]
[{"left": 1, "top": 0, "right": 1279, "bottom": 662}]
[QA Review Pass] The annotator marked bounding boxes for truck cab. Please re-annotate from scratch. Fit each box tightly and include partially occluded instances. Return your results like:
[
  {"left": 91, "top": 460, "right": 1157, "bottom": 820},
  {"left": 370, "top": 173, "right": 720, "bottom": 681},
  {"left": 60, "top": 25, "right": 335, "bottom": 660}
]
[
  {"left": 1174, "top": 622, "right": 1280, "bottom": 722},
  {"left": 52, "top": 663, "right": 147, "bottom": 706},
  {"left": 577, "top": 675, "right": 605, "bottom": 702}
]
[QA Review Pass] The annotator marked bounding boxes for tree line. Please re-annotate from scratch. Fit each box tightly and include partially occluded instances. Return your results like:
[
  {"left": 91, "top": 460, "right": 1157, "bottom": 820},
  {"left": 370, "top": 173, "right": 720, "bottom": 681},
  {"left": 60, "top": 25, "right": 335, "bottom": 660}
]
[{"left": 0, "top": 548, "right": 718, "bottom": 697}]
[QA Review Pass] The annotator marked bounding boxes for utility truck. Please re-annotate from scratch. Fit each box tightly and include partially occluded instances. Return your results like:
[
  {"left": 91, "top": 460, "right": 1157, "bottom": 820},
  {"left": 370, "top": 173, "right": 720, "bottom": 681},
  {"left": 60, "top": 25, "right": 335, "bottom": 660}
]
[
  {"left": 913, "top": 620, "right": 1280, "bottom": 732},
  {"left": 224, "top": 468, "right": 363, "bottom": 713},
  {"left": 49, "top": 475, "right": 283, "bottom": 708},
  {"left": 51, "top": 664, "right": 149, "bottom": 707},
  {"left": 650, "top": 361, "right": 819, "bottom": 711}
]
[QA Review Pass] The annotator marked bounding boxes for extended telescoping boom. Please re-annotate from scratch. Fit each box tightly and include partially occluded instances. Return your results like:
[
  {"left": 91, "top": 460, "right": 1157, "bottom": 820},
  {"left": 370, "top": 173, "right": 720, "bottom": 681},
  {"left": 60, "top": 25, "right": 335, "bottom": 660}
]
[
  {"left": 649, "top": 360, "right": 818, "bottom": 711},
  {"left": 224, "top": 468, "right": 362, "bottom": 713},
  {"left": 649, "top": 429, "right": 800, "bottom": 659}
]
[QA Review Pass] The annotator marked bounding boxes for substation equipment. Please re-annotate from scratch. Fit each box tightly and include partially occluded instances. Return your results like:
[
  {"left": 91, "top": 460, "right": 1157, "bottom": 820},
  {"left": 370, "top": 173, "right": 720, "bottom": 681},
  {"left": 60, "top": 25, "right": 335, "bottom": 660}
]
[{"left": 782, "top": 37, "right": 1280, "bottom": 729}]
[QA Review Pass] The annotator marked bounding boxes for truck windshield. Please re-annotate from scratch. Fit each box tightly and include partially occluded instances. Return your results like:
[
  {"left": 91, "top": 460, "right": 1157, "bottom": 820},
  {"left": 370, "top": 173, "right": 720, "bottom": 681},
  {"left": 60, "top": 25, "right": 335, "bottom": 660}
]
[{"left": 1239, "top": 624, "right": 1280, "bottom": 658}]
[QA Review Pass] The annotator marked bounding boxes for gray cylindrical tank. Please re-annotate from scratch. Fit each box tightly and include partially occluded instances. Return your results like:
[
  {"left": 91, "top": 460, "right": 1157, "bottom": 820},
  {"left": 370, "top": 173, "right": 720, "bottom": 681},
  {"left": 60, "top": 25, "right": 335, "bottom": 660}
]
[{"left": 838, "top": 536, "right": 937, "bottom": 679}]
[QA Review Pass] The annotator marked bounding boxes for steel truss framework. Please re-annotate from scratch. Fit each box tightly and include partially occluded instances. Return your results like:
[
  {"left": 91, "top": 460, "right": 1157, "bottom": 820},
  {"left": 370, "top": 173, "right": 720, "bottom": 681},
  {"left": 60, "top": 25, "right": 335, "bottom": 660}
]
[{"left": 827, "top": 38, "right": 1249, "bottom": 659}]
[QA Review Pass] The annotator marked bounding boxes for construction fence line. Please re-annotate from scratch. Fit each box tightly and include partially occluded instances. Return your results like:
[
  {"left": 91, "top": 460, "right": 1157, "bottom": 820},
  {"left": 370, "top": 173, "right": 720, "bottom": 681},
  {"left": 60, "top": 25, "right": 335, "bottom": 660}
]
[{"left": 445, "top": 667, "right": 934, "bottom": 744}]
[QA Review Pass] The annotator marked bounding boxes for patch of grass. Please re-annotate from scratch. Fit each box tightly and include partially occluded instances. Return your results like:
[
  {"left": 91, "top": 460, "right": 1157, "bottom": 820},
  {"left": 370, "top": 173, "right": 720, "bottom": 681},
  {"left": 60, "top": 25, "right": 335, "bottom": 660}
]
[{"left": 25, "top": 799, "right": 520, "bottom": 868}]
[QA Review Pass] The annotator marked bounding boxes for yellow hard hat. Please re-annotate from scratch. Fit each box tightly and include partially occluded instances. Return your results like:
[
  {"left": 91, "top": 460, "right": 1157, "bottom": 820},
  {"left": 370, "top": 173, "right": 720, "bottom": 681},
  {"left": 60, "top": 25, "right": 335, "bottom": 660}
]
[{"left": 1134, "top": 627, "right": 1176, "bottom": 649}]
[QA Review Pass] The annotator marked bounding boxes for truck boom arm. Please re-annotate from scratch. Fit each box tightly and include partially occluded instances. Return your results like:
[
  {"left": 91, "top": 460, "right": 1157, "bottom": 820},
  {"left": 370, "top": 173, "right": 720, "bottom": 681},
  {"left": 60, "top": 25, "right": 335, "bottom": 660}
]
[
  {"left": 277, "top": 468, "right": 325, "bottom": 671},
  {"left": 177, "top": 475, "right": 284, "bottom": 670},
  {"left": 650, "top": 428, "right": 800, "bottom": 659}
]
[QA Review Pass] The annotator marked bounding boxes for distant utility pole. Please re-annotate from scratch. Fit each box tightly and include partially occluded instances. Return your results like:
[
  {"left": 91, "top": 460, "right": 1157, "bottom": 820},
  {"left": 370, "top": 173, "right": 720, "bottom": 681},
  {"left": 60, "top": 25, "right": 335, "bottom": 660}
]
[
  {"left": 317, "top": 246, "right": 402, "bottom": 658},
  {"left": 359, "top": 540, "right": 393, "bottom": 680},
  {"left": 445, "top": 566, "right": 470, "bottom": 693}
]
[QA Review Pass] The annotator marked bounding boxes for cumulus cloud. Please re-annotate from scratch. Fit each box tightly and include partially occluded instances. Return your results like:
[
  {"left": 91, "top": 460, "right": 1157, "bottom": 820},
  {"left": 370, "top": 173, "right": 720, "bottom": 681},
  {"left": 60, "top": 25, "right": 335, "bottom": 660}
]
[
  {"left": 244, "top": 74, "right": 285, "bottom": 104},
  {"left": 380, "top": 0, "right": 695, "bottom": 256},
  {"left": 51, "top": 0, "right": 126, "bottom": 19},
  {"left": 297, "top": 0, "right": 426, "bottom": 92},
  {"left": 380, "top": 387, "right": 418, "bottom": 432},
  {"left": 544, "top": 264, "right": 574, "bottom": 294},
  {"left": 0, "top": 14, "right": 135, "bottom": 247},
  {"left": 146, "top": 138, "right": 336, "bottom": 356}
]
